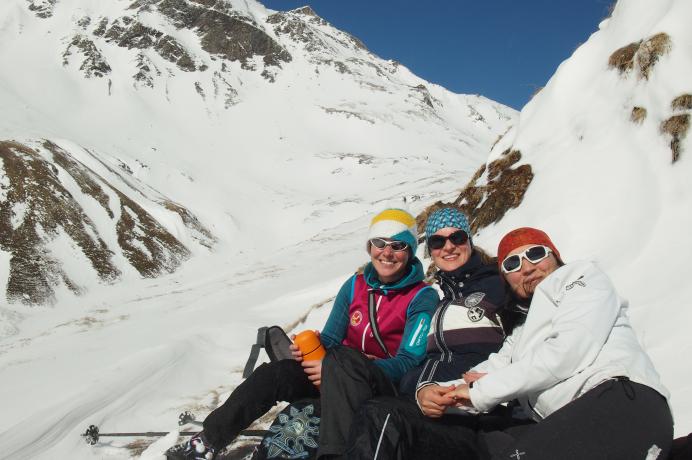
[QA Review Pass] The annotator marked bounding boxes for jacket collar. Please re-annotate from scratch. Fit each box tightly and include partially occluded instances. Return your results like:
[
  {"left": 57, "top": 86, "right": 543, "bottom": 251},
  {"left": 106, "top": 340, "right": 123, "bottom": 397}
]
[
  {"left": 435, "top": 251, "right": 493, "bottom": 300},
  {"left": 363, "top": 257, "right": 425, "bottom": 293}
]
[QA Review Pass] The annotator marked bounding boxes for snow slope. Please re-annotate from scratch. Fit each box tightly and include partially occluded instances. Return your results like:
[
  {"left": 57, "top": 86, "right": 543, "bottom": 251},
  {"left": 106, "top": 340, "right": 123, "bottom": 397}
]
[
  {"left": 0, "top": 0, "right": 515, "bottom": 458},
  {"left": 462, "top": 0, "right": 692, "bottom": 439},
  {"left": 0, "top": 0, "right": 513, "bottom": 305},
  {"left": 2, "top": 0, "right": 689, "bottom": 457}
]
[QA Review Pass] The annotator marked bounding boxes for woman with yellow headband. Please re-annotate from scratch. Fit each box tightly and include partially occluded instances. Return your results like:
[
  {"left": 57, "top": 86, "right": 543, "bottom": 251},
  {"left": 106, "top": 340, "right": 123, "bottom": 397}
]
[{"left": 167, "top": 207, "right": 438, "bottom": 460}]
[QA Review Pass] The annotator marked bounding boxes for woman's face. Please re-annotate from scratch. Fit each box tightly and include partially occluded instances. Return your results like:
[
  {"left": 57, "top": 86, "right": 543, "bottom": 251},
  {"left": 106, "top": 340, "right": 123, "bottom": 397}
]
[
  {"left": 369, "top": 239, "right": 410, "bottom": 283},
  {"left": 503, "top": 244, "right": 560, "bottom": 299},
  {"left": 429, "top": 227, "right": 472, "bottom": 272}
]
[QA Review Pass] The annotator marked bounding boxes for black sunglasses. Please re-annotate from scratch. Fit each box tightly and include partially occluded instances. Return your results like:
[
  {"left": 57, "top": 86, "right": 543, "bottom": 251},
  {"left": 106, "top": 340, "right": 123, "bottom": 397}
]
[
  {"left": 369, "top": 238, "right": 409, "bottom": 252},
  {"left": 501, "top": 245, "right": 552, "bottom": 273},
  {"left": 427, "top": 230, "right": 469, "bottom": 250}
]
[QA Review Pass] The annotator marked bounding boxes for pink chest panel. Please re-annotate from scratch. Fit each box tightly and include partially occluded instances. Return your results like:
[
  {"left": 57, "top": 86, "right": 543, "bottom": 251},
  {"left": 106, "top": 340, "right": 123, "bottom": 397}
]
[{"left": 342, "top": 275, "right": 425, "bottom": 358}]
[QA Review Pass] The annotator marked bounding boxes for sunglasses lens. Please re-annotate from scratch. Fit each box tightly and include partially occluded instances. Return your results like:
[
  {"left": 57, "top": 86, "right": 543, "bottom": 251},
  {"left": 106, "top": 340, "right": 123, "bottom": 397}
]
[
  {"left": 525, "top": 246, "right": 548, "bottom": 262},
  {"left": 427, "top": 235, "right": 446, "bottom": 250},
  {"left": 502, "top": 255, "right": 522, "bottom": 273},
  {"left": 389, "top": 241, "right": 408, "bottom": 251},
  {"left": 370, "top": 239, "right": 408, "bottom": 251},
  {"left": 370, "top": 238, "right": 387, "bottom": 249},
  {"left": 448, "top": 230, "right": 469, "bottom": 246}
]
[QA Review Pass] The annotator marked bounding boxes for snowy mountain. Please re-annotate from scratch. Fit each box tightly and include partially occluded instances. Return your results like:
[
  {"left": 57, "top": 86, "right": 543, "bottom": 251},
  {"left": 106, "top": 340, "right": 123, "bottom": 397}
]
[
  {"left": 0, "top": 0, "right": 514, "bottom": 305},
  {"left": 0, "top": 0, "right": 516, "bottom": 458},
  {"left": 452, "top": 0, "right": 692, "bottom": 439}
]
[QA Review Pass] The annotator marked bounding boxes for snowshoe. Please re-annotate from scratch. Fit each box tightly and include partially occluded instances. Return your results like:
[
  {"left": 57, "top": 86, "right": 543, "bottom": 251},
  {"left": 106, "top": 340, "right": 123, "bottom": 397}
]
[{"left": 166, "top": 431, "right": 216, "bottom": 460}]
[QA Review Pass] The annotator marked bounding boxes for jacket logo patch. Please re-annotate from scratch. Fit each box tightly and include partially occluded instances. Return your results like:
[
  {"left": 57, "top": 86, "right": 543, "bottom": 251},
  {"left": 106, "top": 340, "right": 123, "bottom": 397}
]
[
  {"left": 467, "top": 305, "right": 485, "bottom": 322},
  {"left": 350, "top": 311, "right": 363, "bottom": 327},
  {"left": 566, "top": 275, "right": 586, "bottom": 290},
  {"left": 464, "top": 292, "right": 485, "bottom": 308}
]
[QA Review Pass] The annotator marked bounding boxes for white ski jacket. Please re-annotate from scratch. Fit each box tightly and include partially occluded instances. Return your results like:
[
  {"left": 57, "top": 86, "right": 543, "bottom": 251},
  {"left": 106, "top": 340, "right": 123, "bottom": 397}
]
[{"left": 465, "top": 260, "right": 669, "bottom": 421}]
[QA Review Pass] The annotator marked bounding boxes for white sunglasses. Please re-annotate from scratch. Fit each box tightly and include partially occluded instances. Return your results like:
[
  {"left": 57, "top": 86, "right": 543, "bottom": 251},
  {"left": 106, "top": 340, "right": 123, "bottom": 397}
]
[{"left": 501, "top": 245, "right": 553, "bottom": 273}]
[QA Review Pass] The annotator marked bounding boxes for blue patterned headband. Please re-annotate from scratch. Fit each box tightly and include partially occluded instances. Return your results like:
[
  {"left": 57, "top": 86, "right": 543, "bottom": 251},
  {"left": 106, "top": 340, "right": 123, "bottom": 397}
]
[{"left": 424, "top": 207, "right": 471, "bottom": 241}]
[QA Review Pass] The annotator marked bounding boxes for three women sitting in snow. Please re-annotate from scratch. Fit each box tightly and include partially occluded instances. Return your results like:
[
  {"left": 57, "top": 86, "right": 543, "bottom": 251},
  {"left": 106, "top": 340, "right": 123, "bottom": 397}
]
[{"left": 169, "top": 205, "right": 673, "bottom": 460}]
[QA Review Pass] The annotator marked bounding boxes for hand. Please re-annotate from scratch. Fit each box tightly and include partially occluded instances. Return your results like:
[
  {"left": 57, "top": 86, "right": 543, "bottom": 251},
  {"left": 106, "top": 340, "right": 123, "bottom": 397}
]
[
  {"left": 416, "top": 384, "right": 457, "bottom": 418},
  {"left": 301, "top": 359, "right": 323, "bottom": 387},
  {"left": 447, "top": 384, "right": 473, "bottom": 408},
  {"left": 463, "top": 371, "right": 487, "bottom": 384},
  {"left": 289, "top": 335, "right": 302, "bottom": 362},
  {"left": 289, "top": 331, "right": 322, "bottom": 362},
  {"left": 363, "top": 353, "right": 379, "bottom": 360}
]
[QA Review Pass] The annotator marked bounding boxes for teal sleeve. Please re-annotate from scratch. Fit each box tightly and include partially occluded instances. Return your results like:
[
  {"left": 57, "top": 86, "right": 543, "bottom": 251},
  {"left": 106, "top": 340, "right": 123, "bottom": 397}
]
[
  {"left": 373, "top": 286, "right": 439, "bottom": 383},
  {"left": 320, "top": 276, "right": 354, "bottom": 349}
]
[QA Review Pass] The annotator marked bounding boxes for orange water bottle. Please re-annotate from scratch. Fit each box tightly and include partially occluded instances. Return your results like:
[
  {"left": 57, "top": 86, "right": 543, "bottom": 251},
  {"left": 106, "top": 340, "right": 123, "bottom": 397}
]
[{"left": 293, "top": 330, "right": 326, "bottom": 361}]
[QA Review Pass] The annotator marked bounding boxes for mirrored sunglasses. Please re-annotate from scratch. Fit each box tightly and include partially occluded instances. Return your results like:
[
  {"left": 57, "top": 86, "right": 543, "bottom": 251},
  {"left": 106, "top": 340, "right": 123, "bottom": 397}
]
[
  {"left": 427, "top": 230, "right": 469, "bottom": 250},
  {"left": 501, "top": 245, "right": 552, "bottom": 273},
  {"left": 369, "top": 238, "right": 409, "bottom": 252}
]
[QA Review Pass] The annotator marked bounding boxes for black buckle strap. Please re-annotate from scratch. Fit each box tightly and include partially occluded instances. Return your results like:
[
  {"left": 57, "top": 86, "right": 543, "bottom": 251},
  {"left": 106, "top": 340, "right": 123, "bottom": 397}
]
[{"left": 368, "top": 289, "right": 393, "bottom": 358}]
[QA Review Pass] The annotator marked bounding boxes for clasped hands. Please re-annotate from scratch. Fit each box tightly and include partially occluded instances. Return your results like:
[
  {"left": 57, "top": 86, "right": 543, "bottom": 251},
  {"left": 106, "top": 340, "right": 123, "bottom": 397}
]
[{"left": 416, "top": 371, "right": 486, "bottom": 418}]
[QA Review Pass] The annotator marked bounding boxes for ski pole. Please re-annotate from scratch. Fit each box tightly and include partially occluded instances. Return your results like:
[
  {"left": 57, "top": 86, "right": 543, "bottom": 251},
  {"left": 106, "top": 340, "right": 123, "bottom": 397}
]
[{"left": 82, "top": 425, "right": 267, "bottom": 445}]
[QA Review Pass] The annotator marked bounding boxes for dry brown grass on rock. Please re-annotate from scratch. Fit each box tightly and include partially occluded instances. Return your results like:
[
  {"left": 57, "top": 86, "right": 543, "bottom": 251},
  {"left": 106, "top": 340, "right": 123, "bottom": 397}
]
[
  {"left": 1, "top": 140, "right": 121, "bottom": 304},
  {"left": 637, "top": 32, "right": 672, "bottom": 79},
  {"left": 452, "top": 149, "right": 532, "bottom": 234},
  {"left": 487, "top": 150, "right": 521, "bottom": 181},
  {"left": 631, "top": 107, "right": 647, "bottom": 124},
  {"left": 414, "top": 166, "right": 488, "bottom": 239},
  {"left": 660, "top": 114, "right": 690, "bottom": 163},
  {"left": 416, "top": 149, "right": 534, "bottom": 242},
  {"left": 672, "top": 94, "right": 692, "bottom": 111},
  {"left": 608, "top": 41, "right": 641, "bottom": 73}
]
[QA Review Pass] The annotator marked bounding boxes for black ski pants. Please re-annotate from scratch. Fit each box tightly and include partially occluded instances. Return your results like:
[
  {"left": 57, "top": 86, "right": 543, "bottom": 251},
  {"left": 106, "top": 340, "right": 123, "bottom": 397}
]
[
  {"left": 345, "top": 395, "right": 484, "bottom": 460},
  {"left": 203, "top": 356, "right": 319, "bottom": 450},
  {"left": 478, "top": 378, "right": 674, "bottom": 460},
  {"left": 318, "top": 346, "right": 397, "bottom": 457},
  {"left": 202, "top": 346, "right": 396, "bottom": 458}
]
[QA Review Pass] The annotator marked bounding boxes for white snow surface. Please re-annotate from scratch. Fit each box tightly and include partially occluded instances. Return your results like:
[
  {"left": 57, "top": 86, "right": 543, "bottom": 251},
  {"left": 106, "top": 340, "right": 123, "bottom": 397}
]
[
  {"left": 0, "top": 0, "right": 690, "bottom": 458},
  {"left": 0, "top": 0, "right": 514, "bottom": 458}
]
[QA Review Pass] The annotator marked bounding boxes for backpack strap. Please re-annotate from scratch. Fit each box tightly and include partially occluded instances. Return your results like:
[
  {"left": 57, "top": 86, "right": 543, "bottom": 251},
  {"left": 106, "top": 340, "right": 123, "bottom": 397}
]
[
  {"left": 242, "top": 327, "right": 268, "bottom": 378},
  {"left": 368, "top": 289, "right": 393, "bottom": 358}
]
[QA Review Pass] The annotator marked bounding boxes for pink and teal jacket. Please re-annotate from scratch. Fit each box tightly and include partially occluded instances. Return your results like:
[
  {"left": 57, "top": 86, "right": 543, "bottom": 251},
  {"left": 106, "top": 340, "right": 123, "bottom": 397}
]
[{"left": 320, "top": 258, "right": 438, "bottom": 383}]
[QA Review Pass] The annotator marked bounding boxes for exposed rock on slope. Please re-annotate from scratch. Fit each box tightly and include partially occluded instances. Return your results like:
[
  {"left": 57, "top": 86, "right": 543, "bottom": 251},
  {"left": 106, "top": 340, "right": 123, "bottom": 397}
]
[
  {"left": 58, "top": 0, "right": 291, "bottom": 82},
  {"left": 0, "top": 140, "right": 214, "bottom": 304},
  {"left": 416, "top": 149, "right": 533, "bottom": 237}
]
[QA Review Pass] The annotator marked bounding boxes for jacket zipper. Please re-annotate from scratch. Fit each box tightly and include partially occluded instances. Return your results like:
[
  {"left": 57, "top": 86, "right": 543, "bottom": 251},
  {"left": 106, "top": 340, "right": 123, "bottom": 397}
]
[{"left": 435, "top": 300, "right": 453, "bottom": 362}]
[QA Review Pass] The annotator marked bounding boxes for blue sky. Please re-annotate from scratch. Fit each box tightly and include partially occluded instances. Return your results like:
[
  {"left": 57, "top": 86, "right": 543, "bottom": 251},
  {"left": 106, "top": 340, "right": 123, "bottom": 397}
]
[{"left": 262, "top": 0, "right": 615, "bottom": 109}]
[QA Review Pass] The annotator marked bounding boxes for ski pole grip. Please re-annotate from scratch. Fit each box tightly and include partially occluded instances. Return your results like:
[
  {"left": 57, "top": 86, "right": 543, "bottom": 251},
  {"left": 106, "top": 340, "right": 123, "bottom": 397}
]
[{"left": 293, "top": 330, "right": 326, "bottom": 361}]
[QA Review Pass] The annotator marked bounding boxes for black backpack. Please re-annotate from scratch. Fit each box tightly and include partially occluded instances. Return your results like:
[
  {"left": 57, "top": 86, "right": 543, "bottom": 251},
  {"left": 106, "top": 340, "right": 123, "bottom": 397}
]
[{"left": 242, "top": 326, "right": 294, "bottom": 378}]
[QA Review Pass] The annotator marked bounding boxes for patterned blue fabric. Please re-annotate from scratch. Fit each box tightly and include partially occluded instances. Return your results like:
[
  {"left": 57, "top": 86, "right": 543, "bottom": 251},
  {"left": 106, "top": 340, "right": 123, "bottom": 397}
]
[
  {"left": 262, "top": 403, "right": 320, "bottom": 459},
  {"left": 424, "top": 207, "right": 471, "bottom": 240}
]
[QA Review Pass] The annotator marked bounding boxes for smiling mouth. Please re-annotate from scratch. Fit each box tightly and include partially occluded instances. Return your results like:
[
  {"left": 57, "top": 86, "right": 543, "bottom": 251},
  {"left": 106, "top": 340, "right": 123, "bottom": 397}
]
[{"left": 378, "top": 260, "right": 398, "bottom": 266}]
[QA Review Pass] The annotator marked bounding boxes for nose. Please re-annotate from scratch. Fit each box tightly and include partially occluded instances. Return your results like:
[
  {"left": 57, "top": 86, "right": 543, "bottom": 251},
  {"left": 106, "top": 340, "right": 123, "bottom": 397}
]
[
  {"left": 442, "top": 238, "right": 455, "bottom": 252},
  {"left": 381, "top": 245, "right": 394, "bottom": 256},
  {"left": 520, "top": 256, "right": 537, "bottom": 274}
]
